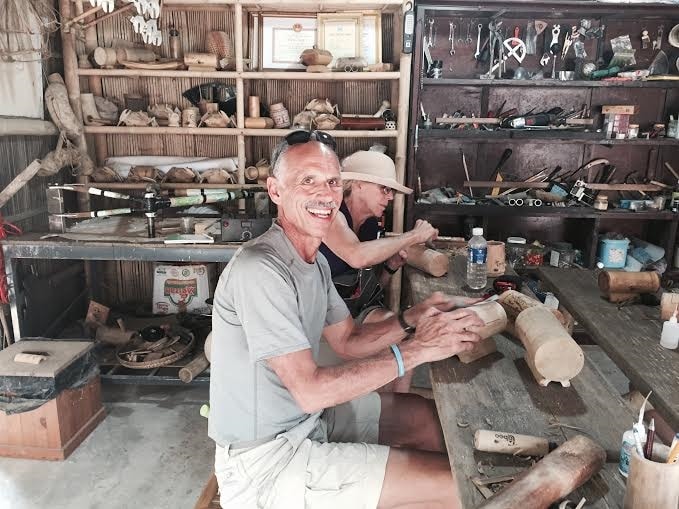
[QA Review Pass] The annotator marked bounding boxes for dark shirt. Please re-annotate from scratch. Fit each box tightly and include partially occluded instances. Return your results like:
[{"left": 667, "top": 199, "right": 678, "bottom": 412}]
[{"left": 320, "top": 201, "right": 379, "bottom": 278}]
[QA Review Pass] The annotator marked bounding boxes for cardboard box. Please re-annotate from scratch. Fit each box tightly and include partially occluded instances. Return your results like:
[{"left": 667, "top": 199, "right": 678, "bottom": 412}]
[{"left": 152, "top": 264, "right": 216, "bottom": 314}]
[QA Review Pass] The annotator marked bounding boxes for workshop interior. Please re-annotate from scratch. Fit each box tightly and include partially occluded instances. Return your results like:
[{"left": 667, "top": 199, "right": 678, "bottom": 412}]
[{"left": 2, "top": 0, "right": 679, "bottom": 507}]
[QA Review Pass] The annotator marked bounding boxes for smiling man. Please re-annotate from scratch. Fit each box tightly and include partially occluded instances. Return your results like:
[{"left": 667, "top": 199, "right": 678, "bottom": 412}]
[{"left": 209, "top": 131, "right": 483, "bottom": 509}]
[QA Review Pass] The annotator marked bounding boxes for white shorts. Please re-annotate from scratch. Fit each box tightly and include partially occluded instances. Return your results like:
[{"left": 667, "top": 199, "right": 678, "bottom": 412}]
[{"left": 214, "top": 393, "right": 389, "bottom": 509}]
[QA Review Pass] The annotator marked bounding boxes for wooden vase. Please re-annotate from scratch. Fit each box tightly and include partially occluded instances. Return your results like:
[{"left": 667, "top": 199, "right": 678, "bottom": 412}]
[{"left": 623, "top": 451, "right": 679, "bottom": 508}]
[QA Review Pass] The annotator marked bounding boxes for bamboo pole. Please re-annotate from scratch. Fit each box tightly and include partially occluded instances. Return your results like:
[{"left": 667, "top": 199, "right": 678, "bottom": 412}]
[
  {"left": 83, "top": 183, "right": 264, "bottom": 190},
  {"left": 234, "top": 3, "right": 246, "bottom": 211},
  {"left": 0, "top": 118, "right": 59, "bottom": 136},
  {"left": 59, "top": 0, "right": 90, "bottom": 212},
  {"left": 82, "top": 3, "right": 135, "bottom": 30},
  {"left": 83, "top": 126, "right": 399, "bottom": 137}
]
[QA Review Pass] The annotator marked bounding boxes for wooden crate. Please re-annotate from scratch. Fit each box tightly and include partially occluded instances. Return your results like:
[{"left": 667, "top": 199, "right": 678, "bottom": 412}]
[{"left": 0, "top": 376, "right": 105, "bottom": 460}]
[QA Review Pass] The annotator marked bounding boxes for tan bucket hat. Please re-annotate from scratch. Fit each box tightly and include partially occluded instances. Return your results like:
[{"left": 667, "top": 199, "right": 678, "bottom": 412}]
[{"left": 341, "top": 151, "right": 413, "bottom": 194}]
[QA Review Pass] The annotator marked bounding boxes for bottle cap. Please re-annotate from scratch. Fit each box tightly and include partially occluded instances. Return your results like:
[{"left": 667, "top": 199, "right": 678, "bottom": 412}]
[
  {"left": 507, "top": 236, "right": 526, "bottom": 244},
  {"left": 472, "top": 227, "right": 484, "bottom": 236}
]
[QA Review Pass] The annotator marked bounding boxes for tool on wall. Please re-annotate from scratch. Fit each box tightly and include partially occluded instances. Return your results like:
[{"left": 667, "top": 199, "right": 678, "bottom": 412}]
[
  {"left": 426, "top": 18, "right": 436, "bottom": 47},
  {"left": 525, "top": 20, "right": 537, "bottom": 55},
  {"left": 653, "top": 25, "right": 664, "bottom": 50},
  {"left": 48, "top": 184, "right": 263, "bottom": 238},
  {"left": 475, "top": 23, "right": 483, "bottom": 59},
  {"left": 449, "top": 22, "right": 456, "bottom": 55},
  {"left": 641, "top": 28, "right": 651, "bottom": 50},
  {"left": 402, "top": 2, "right": 415, "bottom": 54},
  {"left": 465, "top": 21, "right": 474, "bottom": 45}
]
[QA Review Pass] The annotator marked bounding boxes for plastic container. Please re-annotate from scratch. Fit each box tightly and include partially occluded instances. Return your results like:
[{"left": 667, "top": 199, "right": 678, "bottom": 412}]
[
  {"left": 467, "top": 227, "right": 487, "bottom": 290},
  {"left": 506, "top": 237, "right": 527, "bottom": 268},
  {"left": 661, "top": 311, "right": 679, "bottom": 349},
  {"left": 598, "top": 238, "right": 630, "bottom": 268},
  {"left": 619, "top": 425, "right": 647, "bottom": 477},
  {"left": 525, "top": 244, "right": 544, "bottom": 266},
  {"left": 550, "top": 242, "right": 574, "bottom": 268}
]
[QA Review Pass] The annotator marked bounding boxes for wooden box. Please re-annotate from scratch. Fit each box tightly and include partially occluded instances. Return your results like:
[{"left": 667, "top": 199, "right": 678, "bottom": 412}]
[{"left": 0, "top": 375, "right": 105, "bottom": 460}]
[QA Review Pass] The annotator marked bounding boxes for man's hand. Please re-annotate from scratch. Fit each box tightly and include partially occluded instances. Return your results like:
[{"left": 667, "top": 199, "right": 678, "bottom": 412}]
[
  {"left": 408, "top": 219, "right": 438, "bottom": 245},
  {"left": 405, "top": 307, "right": 483, "bottom": 362},
  {"left": 385, "top": 250, "right": 408, "bottom": 273},
  {"left": 403, "top": 292, "right": 483, "bottom": 325}
]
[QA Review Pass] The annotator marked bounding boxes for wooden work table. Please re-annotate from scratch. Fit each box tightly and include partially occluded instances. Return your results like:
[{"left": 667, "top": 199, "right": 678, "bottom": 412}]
[
  {"left": 404, "top": 256, "right": 633, "bottom": 508},
  {"left": 538, "top": 267, "right": 679, "bottom": 431}
]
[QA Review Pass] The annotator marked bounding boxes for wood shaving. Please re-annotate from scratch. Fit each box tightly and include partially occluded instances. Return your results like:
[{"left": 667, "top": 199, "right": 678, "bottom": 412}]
[
  {"left": 457, "top": 419, "right": 469, "bottom": 428},
  {"left": 485, "top": 417, "right": 493, "bottom": 426}
]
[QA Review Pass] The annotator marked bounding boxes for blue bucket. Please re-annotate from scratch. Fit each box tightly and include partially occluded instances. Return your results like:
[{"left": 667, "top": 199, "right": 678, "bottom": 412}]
[{"left": 598, "top": 238, "right": 630, "bottom": 268}]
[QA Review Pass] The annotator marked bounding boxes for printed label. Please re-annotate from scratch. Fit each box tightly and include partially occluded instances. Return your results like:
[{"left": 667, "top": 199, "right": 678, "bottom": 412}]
[
  {"left": 550, "top": 250, "right": 560, "bottom": 267},
  {"left": 468, "top": 247, "right": 487, "bottom": 264},
  {"left": 619, "top": 439, "right": 633, "bottom": 477},
  {"left": 164, "top": 278, "right": 198, "bottom": 307}
]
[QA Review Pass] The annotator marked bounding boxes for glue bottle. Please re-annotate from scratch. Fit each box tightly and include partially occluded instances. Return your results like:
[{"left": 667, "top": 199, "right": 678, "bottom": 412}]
[
  {"left": 619, "top": 422, "right": 647, "bottom": 477},
  {"left": 660, "top": 308, "right": 679, "bottom": 349}
]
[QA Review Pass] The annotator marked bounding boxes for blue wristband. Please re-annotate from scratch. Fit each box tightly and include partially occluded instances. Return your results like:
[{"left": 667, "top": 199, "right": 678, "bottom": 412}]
[{"left": 389, "top": 344, "right": 405, "bottom": 378}]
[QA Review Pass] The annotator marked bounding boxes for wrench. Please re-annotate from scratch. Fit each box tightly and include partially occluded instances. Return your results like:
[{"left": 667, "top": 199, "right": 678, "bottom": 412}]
[
  {"left": 449, "top": 23, "right": 456, "bottom": 55},
  {"left": 457, "top": 19, "right": 465, "bottom": 45},
  {"left": 474, "top": 23, "right": 482, "bottom": 58},
  {"left": 550, "top": 24, "right": 561, "bottom": 54}
]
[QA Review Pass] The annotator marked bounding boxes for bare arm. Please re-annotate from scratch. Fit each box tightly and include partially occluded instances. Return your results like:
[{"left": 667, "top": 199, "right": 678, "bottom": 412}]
[
  {"left": 268, "top": 307, "right": 484, "bottom": 413},
  {"left": 323, "top": 291, "right": 482, "bottom": 361},
  {"left": 323, "top": 215, "right": 437, "bottom": 269}
]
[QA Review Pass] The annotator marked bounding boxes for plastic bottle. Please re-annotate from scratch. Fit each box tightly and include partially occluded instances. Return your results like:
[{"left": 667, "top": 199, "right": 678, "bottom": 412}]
[
  {"left": 660, "top": 309, "right": 679, "bottom": 349},
  {"left": 467, "top": 227, "right": 487, "bottom": 290},
  {"left": 619, "top": 424, "right": 647, "bottom": 477}
]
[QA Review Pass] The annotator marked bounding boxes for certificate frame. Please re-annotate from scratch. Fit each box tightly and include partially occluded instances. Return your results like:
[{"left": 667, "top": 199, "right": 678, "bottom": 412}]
[
  {"left": 317, "top": 13, "right": 363, "bottom": 66},
  {"left": 260, "top": 14, "right": 318, "bottom": 70},
  {"left": 359, "top": 12, "right": 382, "bottom": 65}
]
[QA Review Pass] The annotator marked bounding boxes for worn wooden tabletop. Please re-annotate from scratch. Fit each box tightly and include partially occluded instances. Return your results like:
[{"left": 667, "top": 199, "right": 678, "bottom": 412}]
[
  {"left": 538, "top": 267, "right": 679, "bottom": 431},
  {"left": 404, "top": 257, "right": 633, "bottom": 509}
]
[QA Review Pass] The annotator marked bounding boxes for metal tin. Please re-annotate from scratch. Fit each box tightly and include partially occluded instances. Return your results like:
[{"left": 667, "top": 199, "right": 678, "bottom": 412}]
[{"left": 269, "top": 102, "right": 290, "bottom": 128}]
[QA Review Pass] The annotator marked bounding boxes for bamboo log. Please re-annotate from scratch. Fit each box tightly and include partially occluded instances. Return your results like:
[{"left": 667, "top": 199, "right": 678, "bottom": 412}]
[
  {"left": 599, "top": 271, "right": 661, "bottom": 300},
  {"left": 93, "top": 47, "right": 117, "bottom": 67},
  {"left": 244, "top": 117, "right": 274, "bottom": 129},
  {"left": 248, "top": 96, "right": 260, "bottom": 118},
  {"left": 0, "top": 161, "right": 42, "bottom": 209},
  {"left": 497, "top": 290, "right": 569, "bottom": 332},
  {"left": 184, "top": 52, "right": 218, "bottom": 67},
  {"left": 116, "top": 48, "right": 157, "bottom": 63},
  {"left": 478, "top": 435, "right": 606, "bottom": 509},
  {"left": 623, "top": 451, "right": 679, "bottom": 508},
  {"left": 0, "top": 118, "right": 58, "bottom": 137},
  {"left": 179, "top": 352, "right": 210, "bottom": 383},
  {"left": 405, "top": 245, "right": 449, "bottom": 277},
  {"left": 470, "top": 301, "right": 507, "bottom": 340},
  {"left": 515, "top": 306, "right": 584, "bottom": 387},
  {"left": 474, "top": 430, "right": 557, "bottom": 457}
]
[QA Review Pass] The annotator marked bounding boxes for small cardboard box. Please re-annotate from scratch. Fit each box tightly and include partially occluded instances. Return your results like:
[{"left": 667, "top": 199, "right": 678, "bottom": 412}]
[{"left": 152, "top": 264, "right": 216, "bottom": 315}]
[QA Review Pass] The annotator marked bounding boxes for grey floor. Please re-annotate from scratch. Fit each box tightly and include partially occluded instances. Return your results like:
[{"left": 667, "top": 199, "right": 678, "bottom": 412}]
[
  {"left": 0, "top": 384, "right": 213, "bottom": 509},
  {"left": 0, "top": 346, "right": 630, "bottom": 509}
]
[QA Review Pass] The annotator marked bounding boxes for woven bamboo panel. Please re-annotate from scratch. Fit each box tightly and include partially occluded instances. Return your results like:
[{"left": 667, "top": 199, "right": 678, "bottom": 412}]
[{"left": 96, "top": 260, "right": 154, "bottom": 307}]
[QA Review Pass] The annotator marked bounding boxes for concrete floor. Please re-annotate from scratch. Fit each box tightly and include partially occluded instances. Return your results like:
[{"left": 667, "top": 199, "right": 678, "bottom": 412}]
[
  {"left": 0, "top": 346, "right": 629, "bottom": 509},
  {"left": 0, "top": 384, "right": 213, "bottom": 509}
]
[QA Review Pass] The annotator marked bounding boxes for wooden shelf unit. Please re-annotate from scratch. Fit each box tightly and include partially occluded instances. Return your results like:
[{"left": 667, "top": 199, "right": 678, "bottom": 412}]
[{"left": 406, "top": 1, "right": 679, "bottom": 265}]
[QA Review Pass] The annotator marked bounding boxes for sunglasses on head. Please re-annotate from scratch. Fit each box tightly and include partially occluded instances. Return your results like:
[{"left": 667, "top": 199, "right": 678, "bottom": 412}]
[{"left": 284, "top": 130, "right": 337, "bottom": 152}]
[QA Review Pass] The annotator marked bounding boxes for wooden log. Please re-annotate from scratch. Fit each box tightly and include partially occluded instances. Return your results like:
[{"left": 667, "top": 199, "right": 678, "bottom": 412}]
[
  {"left": 660, "top": 292, "right": 679, "bottom": 320},
  {"left": 478, "top": 435, "right": 606, "bottom": 509},
  {"left": 515, "top": 306, "right": 584, "bottom": 387},
  {"left": 179, "top": 352, "right": 210, "bottom": 383},
  {"left": 405, "top": 245, "right": 449, "bottom": 277},
  {"left": 0, "top": 160, "right": 42, "bottom": 209},
  {"left": 248, "top": 96, "right": 260, "bottom": 118},
  {"left": 623, "top": 450, "right": 679, "bottom": 508},
  {"left": 474, "top": 429, "right": 557, "bottom": 457},
  {"left": 0, "top": 118, "right": 59, "bottom": 137},
  {"left": 115, "top": 48, "right": 157, "bottom": 63},
  {"left": 184, "top": 52, "right": 218, "bottom": 67},
  {"left": 93, "top": 47, "right": 117, "bottom": 67},
  {"left": 470, "top": 301, "right": 507, "bottom": 339},
  {"left": 244, "top": 117, "right": 274, "bottom": 129},
  {"left": 497, "top": 290, "right": 569, "bottom": 333},
  {"left": 598, "top": 271, "right": 660, "bottom": 296}
]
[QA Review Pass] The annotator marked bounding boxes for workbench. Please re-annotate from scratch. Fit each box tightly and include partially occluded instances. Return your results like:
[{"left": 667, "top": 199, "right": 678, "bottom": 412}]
[
  {"left": 404, "top": 256, "right": 633, "bottom": 508},
  {"left": 538, "top": 267, "right": 679, "bottom": 431}
]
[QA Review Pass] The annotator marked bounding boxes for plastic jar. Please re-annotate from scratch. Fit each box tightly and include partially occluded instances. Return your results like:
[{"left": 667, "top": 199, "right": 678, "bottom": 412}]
[
  {"left": 550, "top": 242, "right": 575, "bottom": 268},
  {"left": 525, "top": 244, "right": 545, "bottom": 266},
  {"left": 506, "top": 237, "right": 527, "bottom": 268}
]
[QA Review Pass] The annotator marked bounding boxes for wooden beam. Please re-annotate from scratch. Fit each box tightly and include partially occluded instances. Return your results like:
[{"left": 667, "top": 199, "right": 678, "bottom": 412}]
[{"left": 0, "top": 118, "right": 59, "bottom": 137}]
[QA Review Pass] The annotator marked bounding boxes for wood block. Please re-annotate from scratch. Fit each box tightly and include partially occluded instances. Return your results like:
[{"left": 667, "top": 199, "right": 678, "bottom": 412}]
[
  {"left": 0, "top": 376, "right": 105, "bottom": 460},
  {"left": 458, "top": 337, "right": 497, "bottom": 363}
]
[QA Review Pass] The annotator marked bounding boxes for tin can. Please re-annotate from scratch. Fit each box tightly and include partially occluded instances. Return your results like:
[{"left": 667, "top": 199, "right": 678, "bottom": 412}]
[{"left": 269, "top": 103, "right": 290, "bottom": 128}]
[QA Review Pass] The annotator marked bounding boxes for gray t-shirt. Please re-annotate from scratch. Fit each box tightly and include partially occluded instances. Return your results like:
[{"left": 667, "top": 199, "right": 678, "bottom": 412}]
[{"left": 208, "top": 222, "right": 350, "bottom": 447}]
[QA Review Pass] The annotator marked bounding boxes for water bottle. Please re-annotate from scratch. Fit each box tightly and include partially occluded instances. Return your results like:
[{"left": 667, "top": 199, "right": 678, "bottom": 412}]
[{"left": 467, "top": 227, "right": 488, "bottom": 290}]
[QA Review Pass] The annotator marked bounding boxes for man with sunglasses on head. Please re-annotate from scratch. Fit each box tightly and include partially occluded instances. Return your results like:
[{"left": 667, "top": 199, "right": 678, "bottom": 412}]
[
  {"left": 318, "top": 150, "right": 439, "bottom": 392},
  {"left": 209, "top": 130, "right": 483, "bottom": 509}
]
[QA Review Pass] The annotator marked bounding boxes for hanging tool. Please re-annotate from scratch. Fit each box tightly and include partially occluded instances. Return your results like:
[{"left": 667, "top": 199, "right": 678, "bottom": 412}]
[
  {"left": 653, "top": 25, "right": 664, "bottom": 50},
  {"left": 427, "top": 18, "right": 435, "bottom": 47},
  {"left": 641, "top": 29, "right": 651, "bottom": 49},
  {"left": 550, "top": 25, "right": 561, "bottom": 54},
  {"left": 449, "top": 22, "right": 456, "bottom": 55},
  {"left": 457, "top": 19, "right": 465, "bottom": 45},
  {"left": 466, "top": 21, "right": 474, "bottom": 45},
  {"left": 475, "top": 23, "right": 483, "bottom": 59},
  {"left": 491, "top": 38, "right": 527, "bottom": 74},
  {"left": 526, "top": 20, "right": 537, "bottom": 55},
  {"left": 461, "top": 149, "right": 473, "bottom": 198},
  {"left": 512, "top": 26, "right": 521, "bottom": 46},
  {"left": 596, "top": 24, "right": 607, "bottom": 68}
]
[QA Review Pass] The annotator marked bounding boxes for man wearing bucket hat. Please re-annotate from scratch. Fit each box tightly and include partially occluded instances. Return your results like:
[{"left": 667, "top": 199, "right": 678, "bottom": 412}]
[{"left": 319, "top": 150, "right": 440, "bottom": 391}]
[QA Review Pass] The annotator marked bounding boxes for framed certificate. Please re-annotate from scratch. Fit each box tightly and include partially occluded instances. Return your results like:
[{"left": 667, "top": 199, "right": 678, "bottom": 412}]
[
  {"left": 261, "top": 15, "right": 317, "bottom": 70},
  {"left": 317, "top": 13, "right": 362, "bottom": 66},
  {"left": 360, "top": 12, "right": 382, "bottom": 65}
]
